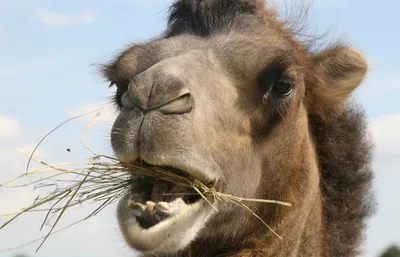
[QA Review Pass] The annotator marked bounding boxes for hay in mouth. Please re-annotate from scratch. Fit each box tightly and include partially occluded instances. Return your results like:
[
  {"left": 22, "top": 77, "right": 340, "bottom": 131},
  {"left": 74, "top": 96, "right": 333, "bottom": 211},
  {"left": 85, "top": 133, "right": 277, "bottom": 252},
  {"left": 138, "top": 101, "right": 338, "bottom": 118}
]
[
  {"left": 0, "top": 147, "right": 291, "bottom": 251},
  {"left": 126, "top": 162, "right": 203, "bottom": 229},
  {"left": 0, "top": 109, "right": 292, "bottom": 252}
]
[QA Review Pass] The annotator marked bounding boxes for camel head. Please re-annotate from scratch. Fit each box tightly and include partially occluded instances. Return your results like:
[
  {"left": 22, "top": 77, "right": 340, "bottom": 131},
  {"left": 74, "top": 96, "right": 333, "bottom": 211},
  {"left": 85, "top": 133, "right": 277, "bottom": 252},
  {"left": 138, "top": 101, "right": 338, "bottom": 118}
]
[{"left": 103, "top": 1, "right": 373, "bottom": 256}]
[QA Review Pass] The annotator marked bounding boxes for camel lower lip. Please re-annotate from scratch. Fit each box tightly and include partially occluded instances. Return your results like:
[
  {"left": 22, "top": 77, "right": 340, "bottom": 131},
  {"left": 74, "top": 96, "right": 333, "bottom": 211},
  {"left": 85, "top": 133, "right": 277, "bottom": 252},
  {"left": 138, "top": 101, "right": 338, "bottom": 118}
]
[
  {"left": 116, "top": 162, "right": 218, "bottom": 252},
  {"left": 117, "top": 193, "right": 216, "bottom": 254}
]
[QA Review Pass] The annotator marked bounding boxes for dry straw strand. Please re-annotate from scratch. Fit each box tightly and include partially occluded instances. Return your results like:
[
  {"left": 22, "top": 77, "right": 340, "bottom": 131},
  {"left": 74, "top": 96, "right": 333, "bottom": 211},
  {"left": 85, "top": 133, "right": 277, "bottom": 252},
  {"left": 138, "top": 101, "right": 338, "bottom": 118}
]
[{"left": 0, "top": 107, "right": 292, "bottom": 252}]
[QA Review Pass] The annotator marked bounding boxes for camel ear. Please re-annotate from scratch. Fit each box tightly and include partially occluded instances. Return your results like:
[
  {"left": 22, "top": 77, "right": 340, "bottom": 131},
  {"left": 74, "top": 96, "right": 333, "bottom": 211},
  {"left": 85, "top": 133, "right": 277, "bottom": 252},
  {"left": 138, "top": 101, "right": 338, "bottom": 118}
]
[{"left": 308, "top": 46, "right": 369, "bottom": 119}]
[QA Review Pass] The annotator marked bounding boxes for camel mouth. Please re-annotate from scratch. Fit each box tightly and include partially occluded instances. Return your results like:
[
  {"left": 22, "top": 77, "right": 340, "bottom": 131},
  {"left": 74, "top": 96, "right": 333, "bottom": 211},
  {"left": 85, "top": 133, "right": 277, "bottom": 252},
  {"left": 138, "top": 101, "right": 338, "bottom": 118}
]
[
  {"left": 126, "top": 161, "right": 203, "bottom": 229},
  {"left": 117, "top": 159, "right": 217, "bottom": 253}
]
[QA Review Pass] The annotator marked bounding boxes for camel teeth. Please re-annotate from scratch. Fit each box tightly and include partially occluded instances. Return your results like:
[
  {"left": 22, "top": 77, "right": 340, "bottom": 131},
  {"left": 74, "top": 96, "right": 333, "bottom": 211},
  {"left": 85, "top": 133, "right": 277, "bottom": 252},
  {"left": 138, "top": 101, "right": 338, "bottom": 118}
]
[
  {"left": 157, "top": 201, "right": 170, "bottom": 211},
  {"left": 128, "top": 200, "right": 145, "bottom": 210},
  {"left": 146, "top": 201, "right": 156, "bottom": 212}
]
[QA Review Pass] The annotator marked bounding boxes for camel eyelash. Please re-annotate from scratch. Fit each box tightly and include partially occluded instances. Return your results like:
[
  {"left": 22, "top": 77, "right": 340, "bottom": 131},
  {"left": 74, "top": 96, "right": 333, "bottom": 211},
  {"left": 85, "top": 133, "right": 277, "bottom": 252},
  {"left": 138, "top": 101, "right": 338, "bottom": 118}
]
[
  {"left": 262, "top": 87, "right": 294, "bottom": 118},
  {"left": 258, "top": 68, "right": 296, "bottom": 119}
]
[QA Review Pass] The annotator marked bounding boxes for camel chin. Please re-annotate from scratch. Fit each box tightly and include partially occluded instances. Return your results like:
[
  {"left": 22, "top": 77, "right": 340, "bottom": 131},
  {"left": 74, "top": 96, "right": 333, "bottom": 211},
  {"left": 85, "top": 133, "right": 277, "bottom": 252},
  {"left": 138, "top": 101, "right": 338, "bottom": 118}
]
[{"left": 117, "top": 187, "right": 217, "bottom": 255}]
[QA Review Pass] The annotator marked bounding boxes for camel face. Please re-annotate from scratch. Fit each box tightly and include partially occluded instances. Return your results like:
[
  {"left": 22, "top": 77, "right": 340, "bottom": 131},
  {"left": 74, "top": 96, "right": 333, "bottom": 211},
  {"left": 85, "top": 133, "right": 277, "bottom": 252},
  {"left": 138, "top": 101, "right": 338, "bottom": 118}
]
[
  {"left": 110, "top": 33, "right": 312, "bottom": 254},
  {"left": 104, "top": 1, "right": 373, "bottom": 256},
  {"left": 110, "top": 33, "right": 305, "bottom": 253}
]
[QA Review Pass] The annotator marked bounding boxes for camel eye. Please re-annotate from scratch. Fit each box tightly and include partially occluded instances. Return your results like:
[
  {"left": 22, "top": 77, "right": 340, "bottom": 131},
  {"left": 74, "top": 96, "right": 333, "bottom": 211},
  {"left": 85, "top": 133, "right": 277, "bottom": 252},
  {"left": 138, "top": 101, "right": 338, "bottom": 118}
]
[
  {"left": 112, "top": 80, "right": 130, "bottom": 108},
  {"left": 115, "top": 81, "right": 129, "bottom": 92},
  {"left": 272, "top": 80, "right": 293, "bottom": 96}
]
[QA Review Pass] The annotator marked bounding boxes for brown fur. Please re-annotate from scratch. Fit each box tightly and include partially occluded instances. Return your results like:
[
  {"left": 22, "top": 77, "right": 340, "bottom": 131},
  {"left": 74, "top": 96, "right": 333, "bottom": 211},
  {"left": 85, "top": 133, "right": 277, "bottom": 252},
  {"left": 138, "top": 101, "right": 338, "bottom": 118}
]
[{"left": 103, "top": 1, "right": 375, "bottom": 256}]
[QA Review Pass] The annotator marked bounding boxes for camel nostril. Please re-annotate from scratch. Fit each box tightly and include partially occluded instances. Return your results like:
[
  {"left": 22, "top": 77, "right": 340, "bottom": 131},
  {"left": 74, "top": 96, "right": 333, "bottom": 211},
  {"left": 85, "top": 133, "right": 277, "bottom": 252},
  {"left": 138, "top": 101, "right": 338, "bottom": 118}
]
[{"left": 157, "top": 93, "right": 192, "bottom": 115}]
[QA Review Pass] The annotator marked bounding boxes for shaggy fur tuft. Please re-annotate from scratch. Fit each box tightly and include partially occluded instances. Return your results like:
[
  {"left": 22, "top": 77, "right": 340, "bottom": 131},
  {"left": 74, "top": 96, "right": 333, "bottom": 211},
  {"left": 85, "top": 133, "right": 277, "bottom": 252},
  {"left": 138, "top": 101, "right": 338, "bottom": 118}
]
[
  {"left": 166, "top": 0, "right": 266, "bottom": 36},
  {"left": 310, "top": 106, "right": 375, "bottom": 256}
]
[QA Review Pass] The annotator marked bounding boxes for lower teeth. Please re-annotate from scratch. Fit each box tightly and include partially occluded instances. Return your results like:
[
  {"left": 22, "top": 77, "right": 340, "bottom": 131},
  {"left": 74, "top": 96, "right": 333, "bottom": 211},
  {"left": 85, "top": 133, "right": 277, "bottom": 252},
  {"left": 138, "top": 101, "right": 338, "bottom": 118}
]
[
  {"left": 128, "top": 200, "right": 145, "bottom": 210},
  {"left": 157, "top": 201, "right": 170, "bottom": 210},
  {"left": 145, "top": 201, "right": 156, "bottom": 212}
]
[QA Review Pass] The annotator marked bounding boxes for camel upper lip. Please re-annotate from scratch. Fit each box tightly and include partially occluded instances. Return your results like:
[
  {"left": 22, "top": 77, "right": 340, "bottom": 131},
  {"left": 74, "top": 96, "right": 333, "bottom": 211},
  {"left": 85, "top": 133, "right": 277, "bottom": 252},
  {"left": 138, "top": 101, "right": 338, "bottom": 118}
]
[
  {"left": 127, "top": 157, "right": 218, "bottom": 187},
  {"left": 128, "top": 174, "right": 202, "bottom": 204}
]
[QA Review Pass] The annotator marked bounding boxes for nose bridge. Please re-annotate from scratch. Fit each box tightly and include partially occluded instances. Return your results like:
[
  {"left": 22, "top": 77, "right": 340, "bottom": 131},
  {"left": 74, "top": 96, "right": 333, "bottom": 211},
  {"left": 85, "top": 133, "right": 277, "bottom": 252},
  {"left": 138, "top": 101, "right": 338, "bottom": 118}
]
[{"left": 126, "top": 67, "right": 192, "bottom": 114}]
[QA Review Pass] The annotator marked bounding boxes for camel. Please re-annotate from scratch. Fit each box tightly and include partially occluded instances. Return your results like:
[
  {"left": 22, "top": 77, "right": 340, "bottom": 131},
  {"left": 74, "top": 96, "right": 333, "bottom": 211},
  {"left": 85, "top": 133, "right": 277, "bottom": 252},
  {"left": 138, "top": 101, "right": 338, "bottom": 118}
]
[{"left": 102, "top": 0, "right": 375, "bottom": 256}]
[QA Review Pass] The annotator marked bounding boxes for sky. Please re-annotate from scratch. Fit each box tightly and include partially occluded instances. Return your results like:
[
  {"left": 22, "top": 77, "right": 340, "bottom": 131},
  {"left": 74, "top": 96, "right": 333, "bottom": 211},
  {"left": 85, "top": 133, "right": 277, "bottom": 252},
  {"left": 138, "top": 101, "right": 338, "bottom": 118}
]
[{"left": 0, "top": 0, "right": 399, "bottom": 257}]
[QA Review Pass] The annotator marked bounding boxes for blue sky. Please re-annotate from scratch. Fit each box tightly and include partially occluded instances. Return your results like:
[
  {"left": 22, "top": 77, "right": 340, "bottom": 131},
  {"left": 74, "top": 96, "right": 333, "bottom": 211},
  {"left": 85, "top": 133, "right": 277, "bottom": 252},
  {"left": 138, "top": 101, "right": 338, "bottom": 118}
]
[{"left": 0, "top": 1, "right": 399, "bottom": 257}]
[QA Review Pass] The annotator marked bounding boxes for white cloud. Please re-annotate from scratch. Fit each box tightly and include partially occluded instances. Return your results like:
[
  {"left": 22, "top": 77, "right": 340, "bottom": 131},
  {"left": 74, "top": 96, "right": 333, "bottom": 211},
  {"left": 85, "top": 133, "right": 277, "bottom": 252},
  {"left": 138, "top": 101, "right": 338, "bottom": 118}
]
[
  {"left": 368, "top": 113, "right": 400, "bottom": 175},
  {"left": 34, "top": 10, "right": 98, "bottom": 27},
  {"left": 77, "top": 12, "right": 97, "bottom": 24},
  {"left": 0, "top": 113, "right": 49, "bottom": 181},
  {"left": 369, "top": 113, "right": 400, "bottom": 156},
  {"left": 35, "top": 9, "right": 70, "bottom": 27},
  {"left": 0, "top": 114, "right": 23, "bottom": 141}
]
